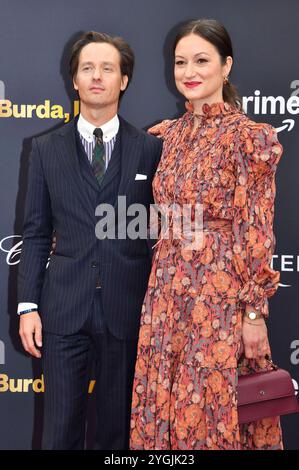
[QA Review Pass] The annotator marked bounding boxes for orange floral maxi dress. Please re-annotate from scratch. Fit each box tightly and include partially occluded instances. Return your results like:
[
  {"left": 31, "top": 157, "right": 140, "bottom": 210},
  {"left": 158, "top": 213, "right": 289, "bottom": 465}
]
[{"left": 130, "top": 102, "right": 284, "bottom": 450}]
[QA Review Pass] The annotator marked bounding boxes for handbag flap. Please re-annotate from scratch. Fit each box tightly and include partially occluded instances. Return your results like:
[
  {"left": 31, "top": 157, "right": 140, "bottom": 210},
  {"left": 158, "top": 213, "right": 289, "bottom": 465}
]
[{"left": 238, "top": 368, "right": 297, "bottom": 406}]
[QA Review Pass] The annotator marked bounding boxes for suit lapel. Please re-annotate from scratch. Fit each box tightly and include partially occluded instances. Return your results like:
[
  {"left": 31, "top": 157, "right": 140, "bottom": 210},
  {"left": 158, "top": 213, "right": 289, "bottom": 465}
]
[
  {"left": 53, "top": 118, "right": 96, "bottom": 221},
  {"left": 98, "top": 130, "right": 121, "bottom": 194},
  {"left": 117, "top": 117, "right": 144, "bottom": 202}
]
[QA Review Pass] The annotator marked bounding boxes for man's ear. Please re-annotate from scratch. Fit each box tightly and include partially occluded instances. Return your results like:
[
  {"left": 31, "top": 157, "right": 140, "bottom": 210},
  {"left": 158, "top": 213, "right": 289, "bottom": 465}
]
[
  {"left": 121, "top": 75, "right": 129, "bottom": 91},
  {"left": 73, "top": 76, "right": 78, "bottom": 91}
]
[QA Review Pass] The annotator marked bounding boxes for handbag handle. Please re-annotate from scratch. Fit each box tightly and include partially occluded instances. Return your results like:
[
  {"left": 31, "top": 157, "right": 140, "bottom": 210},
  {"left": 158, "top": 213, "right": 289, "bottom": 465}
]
[
  {"left": 238, "top": 353, "right": 279, "bottom": 371},
  {"left": 265, "top": 354, "right": 278, "bottom": 370}
]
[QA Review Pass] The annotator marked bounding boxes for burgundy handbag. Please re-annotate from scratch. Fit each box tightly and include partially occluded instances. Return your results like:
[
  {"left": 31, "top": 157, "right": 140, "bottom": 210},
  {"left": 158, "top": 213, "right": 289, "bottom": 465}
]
[{"left": 237, "top": 356, "right": 299, "bottom": 424}]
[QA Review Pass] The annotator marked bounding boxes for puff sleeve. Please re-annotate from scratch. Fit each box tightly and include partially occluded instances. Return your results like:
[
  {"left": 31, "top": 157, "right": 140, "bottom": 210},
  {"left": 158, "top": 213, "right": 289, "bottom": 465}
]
[
  {"left": 148, "top": 119, "right": 176, "bottom": 139},
  {"left": 232, "top": 123, "right": 283, "bottom": 317}
]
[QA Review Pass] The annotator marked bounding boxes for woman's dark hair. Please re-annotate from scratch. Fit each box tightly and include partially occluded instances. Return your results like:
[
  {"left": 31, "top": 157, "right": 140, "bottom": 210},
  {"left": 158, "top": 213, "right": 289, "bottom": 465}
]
[
  {"left": 173, "top": 19, "right": 242, "bottom": 109},
  {"left": 69, "top": 31, "right": 134, "bottom": 99}
]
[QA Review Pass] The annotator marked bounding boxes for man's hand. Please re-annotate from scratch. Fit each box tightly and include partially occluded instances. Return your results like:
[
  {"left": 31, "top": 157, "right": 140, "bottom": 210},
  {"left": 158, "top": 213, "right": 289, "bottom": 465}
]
[{"left": 19, "top": 311, "right": 42, "bottom": 358}]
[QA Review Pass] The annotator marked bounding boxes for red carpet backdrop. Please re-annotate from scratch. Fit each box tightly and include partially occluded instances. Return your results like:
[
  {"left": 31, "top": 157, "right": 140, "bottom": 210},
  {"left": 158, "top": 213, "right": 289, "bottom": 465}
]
[{"left": 0, "top": 0, "right": 298, "bottom": 449}]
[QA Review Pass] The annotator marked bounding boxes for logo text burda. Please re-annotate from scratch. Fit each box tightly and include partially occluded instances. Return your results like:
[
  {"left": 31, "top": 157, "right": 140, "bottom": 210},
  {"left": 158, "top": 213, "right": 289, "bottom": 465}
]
[
  {"left": 0, "top": 99, "right": 75, "bottom": 123},
  {"left": 0, "top": 374, "right": 45, "bottom": 393},
  {"left": 0, "top": 374, "right": 96, "bottom": 393}
]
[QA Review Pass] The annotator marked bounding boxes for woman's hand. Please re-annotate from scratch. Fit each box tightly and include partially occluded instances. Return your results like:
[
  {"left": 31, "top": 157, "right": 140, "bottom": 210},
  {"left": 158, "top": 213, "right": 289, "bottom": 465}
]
[{"left": 242, "top": 316, "right": 270, "bottom": 359}]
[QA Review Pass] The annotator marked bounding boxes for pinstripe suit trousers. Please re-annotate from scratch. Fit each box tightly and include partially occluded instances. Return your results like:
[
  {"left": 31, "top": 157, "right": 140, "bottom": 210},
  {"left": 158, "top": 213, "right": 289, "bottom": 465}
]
[{"left": 41, "top": 290, "right": 138, "bottom": 450}]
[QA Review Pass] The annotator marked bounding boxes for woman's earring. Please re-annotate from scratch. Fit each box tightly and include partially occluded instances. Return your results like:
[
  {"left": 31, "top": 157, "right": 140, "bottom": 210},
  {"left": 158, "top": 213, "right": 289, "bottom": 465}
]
[
  {"left": 223, "top": 76, "right": 229, "bottom": 85},
  {"left": 185, "top": 101, "right": 194, "bottom": 113}
]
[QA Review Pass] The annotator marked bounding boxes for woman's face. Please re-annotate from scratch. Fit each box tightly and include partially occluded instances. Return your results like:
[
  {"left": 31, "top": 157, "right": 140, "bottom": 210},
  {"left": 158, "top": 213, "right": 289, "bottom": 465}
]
[{"left": 174, "top": 33, "right": 232, "bottom": 108}]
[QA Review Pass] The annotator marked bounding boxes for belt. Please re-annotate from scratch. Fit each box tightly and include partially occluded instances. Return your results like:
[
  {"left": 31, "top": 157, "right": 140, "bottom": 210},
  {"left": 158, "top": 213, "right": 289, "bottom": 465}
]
[
  {"left": 153, "top": 216, "right": 232, "bottom": 250},
  {"left": 203, "top": 218, "right": 232, "bottom": 233}
]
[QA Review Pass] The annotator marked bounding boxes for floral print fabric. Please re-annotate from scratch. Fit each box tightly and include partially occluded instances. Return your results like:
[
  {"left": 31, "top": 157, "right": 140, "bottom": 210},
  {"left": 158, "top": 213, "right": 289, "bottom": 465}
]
[{"left": 130, "top": 103, "right": 283, "bottom": 450}]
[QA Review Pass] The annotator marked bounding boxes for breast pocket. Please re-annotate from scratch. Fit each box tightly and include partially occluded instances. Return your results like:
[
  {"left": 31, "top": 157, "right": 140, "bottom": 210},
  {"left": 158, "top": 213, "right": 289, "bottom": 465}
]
[{"left": 129, "top": 178, "right": 152, "bottom": 206}]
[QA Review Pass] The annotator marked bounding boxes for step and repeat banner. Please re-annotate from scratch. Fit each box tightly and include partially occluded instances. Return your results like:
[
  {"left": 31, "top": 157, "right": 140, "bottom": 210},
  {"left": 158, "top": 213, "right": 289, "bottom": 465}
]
[{"left": 0, "top": 0, "right": 298, "bottom": 450}]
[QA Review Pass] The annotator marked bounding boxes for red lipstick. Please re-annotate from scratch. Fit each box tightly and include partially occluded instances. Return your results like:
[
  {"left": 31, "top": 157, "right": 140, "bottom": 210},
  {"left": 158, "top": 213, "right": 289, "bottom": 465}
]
[{"left": 184, "top": 81, "right": 202, "bottom": 88}]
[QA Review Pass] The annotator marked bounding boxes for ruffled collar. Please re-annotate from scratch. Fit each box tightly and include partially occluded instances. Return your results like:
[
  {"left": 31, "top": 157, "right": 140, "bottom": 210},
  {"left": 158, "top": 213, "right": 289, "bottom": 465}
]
[{"left": 185, "top": 101, "right": 238, "bottom": 119}]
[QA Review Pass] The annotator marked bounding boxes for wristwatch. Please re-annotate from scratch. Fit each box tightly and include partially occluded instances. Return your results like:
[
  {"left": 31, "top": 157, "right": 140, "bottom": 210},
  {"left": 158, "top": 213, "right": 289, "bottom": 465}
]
[{"left": 244, "top": 310, "right": 262, "bottom": 320}]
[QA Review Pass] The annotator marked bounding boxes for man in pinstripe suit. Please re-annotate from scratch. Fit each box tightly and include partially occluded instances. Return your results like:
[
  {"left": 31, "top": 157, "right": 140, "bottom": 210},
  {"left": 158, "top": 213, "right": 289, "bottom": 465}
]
[{"left": 18, "top": 31, "right": 162, "bottom": 450}]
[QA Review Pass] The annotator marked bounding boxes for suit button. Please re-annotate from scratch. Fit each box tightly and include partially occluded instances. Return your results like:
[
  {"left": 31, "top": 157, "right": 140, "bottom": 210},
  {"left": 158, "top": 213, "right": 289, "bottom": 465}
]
[{"left": 91, "top": 261, "right": 97, "bottom": 268}]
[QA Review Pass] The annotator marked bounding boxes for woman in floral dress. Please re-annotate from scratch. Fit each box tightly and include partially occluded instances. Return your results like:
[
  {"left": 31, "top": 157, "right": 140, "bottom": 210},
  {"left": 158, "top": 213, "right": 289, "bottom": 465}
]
[{"left": 130, "top": 19, "right": 283, "bottom": 450}]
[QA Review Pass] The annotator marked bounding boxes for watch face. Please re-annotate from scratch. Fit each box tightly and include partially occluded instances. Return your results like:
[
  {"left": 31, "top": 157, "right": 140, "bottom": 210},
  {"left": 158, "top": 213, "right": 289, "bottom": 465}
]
[{"left": 248, "top": 312, "right": 257, "bottom": 320}]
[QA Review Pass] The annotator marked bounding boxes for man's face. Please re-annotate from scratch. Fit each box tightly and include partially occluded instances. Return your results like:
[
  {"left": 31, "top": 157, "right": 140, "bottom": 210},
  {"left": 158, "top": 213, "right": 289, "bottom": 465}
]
[{"left": 73, "top": 42, "right": 128, "bottom": 112}]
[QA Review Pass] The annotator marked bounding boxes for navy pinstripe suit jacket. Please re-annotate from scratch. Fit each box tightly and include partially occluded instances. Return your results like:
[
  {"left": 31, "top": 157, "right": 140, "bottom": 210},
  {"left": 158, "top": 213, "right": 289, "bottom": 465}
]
[{"left": 18, "top": 116, "right": 162, "bottom": 339}]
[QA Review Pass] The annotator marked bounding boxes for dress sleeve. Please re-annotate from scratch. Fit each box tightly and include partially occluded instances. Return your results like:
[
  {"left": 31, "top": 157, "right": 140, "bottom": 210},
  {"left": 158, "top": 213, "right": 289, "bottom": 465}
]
[
  {"left": 232, "top": 123, "right": 283, "bottom": 317},
  {"left": 147, "top": 119, "right": 176, "bottom": 139}
]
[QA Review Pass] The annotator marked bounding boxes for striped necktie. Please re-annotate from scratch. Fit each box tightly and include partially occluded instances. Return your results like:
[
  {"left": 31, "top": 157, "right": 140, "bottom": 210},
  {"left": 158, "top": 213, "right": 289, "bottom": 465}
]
[{"left": 92, "top": 128, "right": 106, "bottom": 184}]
